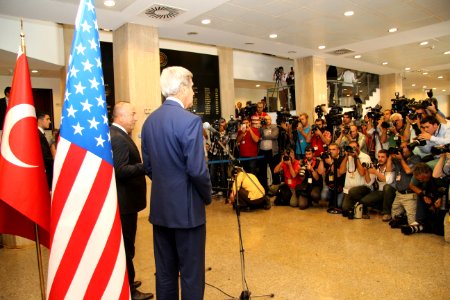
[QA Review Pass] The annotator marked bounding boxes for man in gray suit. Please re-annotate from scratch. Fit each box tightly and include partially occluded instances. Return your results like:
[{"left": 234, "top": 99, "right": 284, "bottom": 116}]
[
  {"left": 111, "top": 102, "right": 153, "bottom": 300},
  {"left": 141, "top": 66, "right": 212, "bottom": 300}
]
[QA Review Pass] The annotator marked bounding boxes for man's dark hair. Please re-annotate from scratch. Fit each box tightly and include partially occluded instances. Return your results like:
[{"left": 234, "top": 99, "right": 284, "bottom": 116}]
[
  {"left": 413, "top": 162, "right": 432, "bottom": 176},
  {"left": 343, "top": 112, "right": 352, "bottom": 118},
  {"left": 378, "top": 149, "right": 388, "bottom": 156},
  {"left": 36, "top": 111, "right": 50, "bottom": 120},
  {"left": 4, "top": 86, "right": 11, "bottom": 95},
  {"left": 420, "top": 115, "right": 439, "bottom": 126}
]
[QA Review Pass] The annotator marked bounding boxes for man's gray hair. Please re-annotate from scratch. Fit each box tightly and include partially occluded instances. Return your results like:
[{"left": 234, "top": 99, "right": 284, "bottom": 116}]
[{"left": 160, "top": 66, "right": 193, "bottom": 97}]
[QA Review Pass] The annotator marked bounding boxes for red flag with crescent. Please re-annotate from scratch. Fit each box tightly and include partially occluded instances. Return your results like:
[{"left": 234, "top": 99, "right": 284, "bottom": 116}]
[{"left": 0, "top": 49, "right": 51, "bottom": 247}]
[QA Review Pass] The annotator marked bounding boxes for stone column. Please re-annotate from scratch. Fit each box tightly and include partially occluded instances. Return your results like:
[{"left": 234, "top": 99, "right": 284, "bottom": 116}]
[
  {"left": 294, "top": 56, "right": 327, "bottom": 120},
  {"left": 380, "top": 73, "right": 403, "bottom": 109},
  {"left": 113, "top": 23, "right": 161, "bottom": 149},
  {"left": 217, "top": 47, "right": 235, "bottom": 119}
]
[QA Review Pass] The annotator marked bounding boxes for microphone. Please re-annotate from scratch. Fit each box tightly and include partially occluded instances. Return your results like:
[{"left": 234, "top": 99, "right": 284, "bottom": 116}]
[{"left": 203, "top": 122, "right": 219, "bottom": 134}]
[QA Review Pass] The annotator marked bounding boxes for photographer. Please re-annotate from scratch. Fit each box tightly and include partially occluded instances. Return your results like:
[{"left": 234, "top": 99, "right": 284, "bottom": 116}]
[
  {"left": 336, "top": 125, "right": 368, "bottom": 154},
  {"left": 351, "top": 150, "right": 394, "bottom": 219},
  {"left": 296, "top": 147, "right": 322, "bottom": 209},
  {"left": 237, "top": 118, "right": 260, "bottom": 175},
  {"left": 208, "top": 118, "right": 229, "bottom": 194},
  {"left": 401, "top": 163, "right": 448, "bottom": 235},
  {"left": 229, "top": 168, "right": 271, "bottom": 211},
  {"left": 364, "top": 112, "right": 389, "bottom": 159},
  {"left": 273, "top": 148, "right": 302, "bottom": 207},
  {"left": 258, "top": 115, "right": 279, "bottom": 191},
  {"left": 251, "top": 101, "right": 268, "bottom": 129},
  {"left": 433, "top": 152, "right": 450, "bottom": 178},
  {"left": 310, "top": 118, "right": 331, "bottom": 157},
  {"left": 294, "top": 113, "right": 311, "bottom": 159},
  {"left": 339, "top": 141, "right": 373, "bottom": 214},
  {"left": 381, "top": 113, "right": 411, "bottom": 148},
  {"left": 416, "top": 116, "right": 450, "bottom": 161},
  {"left": 388, "top": 142, "right": 421, "bottom": 224},
  {"left": 318, "top": 143, "right": 345, "bottom": 212}
]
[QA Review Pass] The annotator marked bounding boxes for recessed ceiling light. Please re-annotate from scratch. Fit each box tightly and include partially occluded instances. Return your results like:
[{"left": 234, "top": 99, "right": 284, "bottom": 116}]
[
  {"left": 422, "top": 72, "right": 428, "bottom": 75},
  {"left": 354, "top": 55, "right": 361, "bottom": 59},
  {"left": 201, "top": 19, "right": 211, "bottom": 25},
  {"left": 438, "top": 76, "right": 444, "bottom": 79},
  {"left": 382, "top": 62, "right": 388, "bottom": 65},
  {"left": 388, "top": 28, "right": 397, "bottom": 33},
  {"left": 443, "top": 89, "right": 447, "bottom": 92},
  {"left": 269, "top": 34, "right": 278, "bottom": 39},
  {"left": 445, "top": 51, "right": 450, "bottom": 55},
  {"left": 404, "top": 67, "right": 411, "bottom": 71},
  {"left": 423, "top": 85, "right": 427, "bottom": 88},
  {"left": 433, "top": 88, "right": 437, "bottom": 90},
  {"left": 318, "top": 45, "right": 326, "bottom": 50},
  {"left": 419, "top": 41, "right": 428, "bottom": 46},
  {"left": 412, "top": 84, "right": 416, "bottom": 87},
  {"left": 104, "top": 0, "right": 115, "bottom": 7},
  {"left": 344, "top": 11, "right": 354, "bottom": 16},
  {"left": 256, "top": 84, "right": 260, "bottom": 88},
  {"left": 31, "top": 70, "right": 38, "bottom": 73}
]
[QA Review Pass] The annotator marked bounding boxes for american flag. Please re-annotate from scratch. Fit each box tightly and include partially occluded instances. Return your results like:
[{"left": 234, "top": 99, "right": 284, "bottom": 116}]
[{"left": 46, "top": 0, "right": 129, "bottom": 299}]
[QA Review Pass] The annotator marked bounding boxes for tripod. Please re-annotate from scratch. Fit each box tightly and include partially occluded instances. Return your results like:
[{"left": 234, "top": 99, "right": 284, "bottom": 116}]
[{"left": 215, "top": 140, "right": 274, "bottom": 300}]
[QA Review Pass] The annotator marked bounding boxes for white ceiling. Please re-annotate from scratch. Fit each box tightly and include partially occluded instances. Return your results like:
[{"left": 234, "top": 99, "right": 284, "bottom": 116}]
[{"left": 0, "top": 0, "right": 449, "bottom": 96}]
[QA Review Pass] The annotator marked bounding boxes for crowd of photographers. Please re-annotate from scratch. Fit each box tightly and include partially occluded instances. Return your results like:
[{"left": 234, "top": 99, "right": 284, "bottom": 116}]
[{"left": 206, "top": 93, "right": 450, "bottom": 237}]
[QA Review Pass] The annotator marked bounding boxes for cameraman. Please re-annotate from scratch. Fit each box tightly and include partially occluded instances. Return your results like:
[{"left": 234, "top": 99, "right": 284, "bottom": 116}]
[
  {"left": 229, "top": 168, "right": 271, "bottom": 211},
  {"left": 273, "top": 148, "right": 302, "bottom": 207},
  {"left": 258, "top": 115, "right": 279, "bottom": 191},
  {"left": 237, "top": 118, "right": 260, "bottom": 175},
  {"left": 310, "top": 118, "right": 331, "bottom": 157},
  {"left": 339, "top": 141, "right": 373, "bottom": 214},
  {"left": 351, "top": 149, "right": 394, "bottom": 219},
  {"left": 251, "top": 101, "right": 268, "bottom": 129},
  {"left": 416, "top": 116, "right": 450, "bottom": 159},
  {"left": 318, "top": 143, "right": 345, "bottom": 212},
  {"left": 381, "top": 113, "right": 411, "bottom": 147},
  {"left": 296, "top": 147, "right": 322, "bottom": 209},
  {"left": 388, "top": 141, "right": 421, "bottom": 224},
  {"left": 336, "top": 125, "right": 368, "bottom": 154},
  {"left": 294, "top": 113, "right": 311, "bottom": 159}
]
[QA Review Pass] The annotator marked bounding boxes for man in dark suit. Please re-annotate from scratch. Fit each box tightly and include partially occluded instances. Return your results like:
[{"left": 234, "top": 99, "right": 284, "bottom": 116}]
[
  {"left": 110, "top": 102, "right": 153, "bottom": 300},
  {"left": 0, "top": 86, "right": 11, "bottom": 143},
  {"left": 141, "top": 66, "right": 212, "bottom": 300},
  {"left": 37, "top": 111, "right": 53, "bottom": 189}
]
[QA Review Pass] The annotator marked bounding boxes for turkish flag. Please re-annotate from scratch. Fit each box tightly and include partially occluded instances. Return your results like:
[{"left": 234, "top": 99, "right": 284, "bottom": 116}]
[{"left": 0, "top": 49, "right": 51, "bottom": 247}]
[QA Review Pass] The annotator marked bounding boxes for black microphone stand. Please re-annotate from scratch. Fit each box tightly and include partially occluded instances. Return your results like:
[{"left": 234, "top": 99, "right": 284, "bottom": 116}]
[{"left": 215, "top": 140, "right": 274, "bottom": 300}]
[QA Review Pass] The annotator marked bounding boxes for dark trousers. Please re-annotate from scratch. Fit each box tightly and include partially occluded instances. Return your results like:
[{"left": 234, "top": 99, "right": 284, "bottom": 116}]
[
  {"left": 120, "top": 213, "right": 138, "bottom": 286},
  {"left": 153, "top": 224, "right": 206, "bottom": 300},
  {"left": 258, "top": 149, "right": 274, "bottom": 191},
  {"left": 237, "top": 188, "right": 266, "bottom": 209},
  {"left": 343, "top": 186, "right": 372, "bottom": 212}
]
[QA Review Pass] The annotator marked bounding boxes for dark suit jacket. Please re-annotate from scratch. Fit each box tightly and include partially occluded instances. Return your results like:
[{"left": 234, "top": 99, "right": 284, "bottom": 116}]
[
  {"left": 38, "top": 129, "right": 53, "bottom": 189},
  {"left": 110, "top": 125, "right": 147, "bottom": 214},
  {"left": 0, "top": 97, "right": 7, "bottom": 130},
  {"left": 141, "top": 99, "right": 212, "bottom": 228}
]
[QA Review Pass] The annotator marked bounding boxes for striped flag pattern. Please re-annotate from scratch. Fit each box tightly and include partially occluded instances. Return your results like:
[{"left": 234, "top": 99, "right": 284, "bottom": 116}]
[{"left": 46, "top": 0, "right": 130, "bottom": 298}]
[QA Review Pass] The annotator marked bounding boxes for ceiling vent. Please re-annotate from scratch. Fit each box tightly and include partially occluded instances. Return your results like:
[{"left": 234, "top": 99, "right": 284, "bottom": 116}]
[
  {"left": 144, "top": 4, "right": 185, "bottom": 20},
  {"left": 327, "top": 48, "right": 354, "bottom": 55}
]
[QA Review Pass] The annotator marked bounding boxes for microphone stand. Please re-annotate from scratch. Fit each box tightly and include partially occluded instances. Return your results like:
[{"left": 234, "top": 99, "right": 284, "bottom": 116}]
[{"left": 215, "top": 140, "right": 274, "bottom": 300}]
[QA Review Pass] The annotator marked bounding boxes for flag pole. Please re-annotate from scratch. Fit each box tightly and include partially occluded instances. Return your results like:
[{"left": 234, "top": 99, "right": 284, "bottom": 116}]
[{"left": 20, "top": 19, "right": 46, "bottom": 300}]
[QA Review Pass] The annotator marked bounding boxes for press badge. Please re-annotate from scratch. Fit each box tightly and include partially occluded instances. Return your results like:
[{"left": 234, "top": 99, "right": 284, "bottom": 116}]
[
  {"left": 329, "top": 174, "right": 334, "bottom": 181},
  {"left": 396, "top": 174, "right": 401, "bottom": 181},
  {"left": 308, "top": 178, "right": 312, "bottom": 184}
]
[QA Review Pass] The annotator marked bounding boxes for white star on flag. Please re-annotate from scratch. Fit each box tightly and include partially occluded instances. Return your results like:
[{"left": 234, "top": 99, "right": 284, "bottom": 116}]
[
  {"left": 88, "top": 117, "right": 100, "bottom": 129},
  {"left": 96, "top": 95, "right": 105, "bottom": 107},
  {"left": 95, "top": 134, "right": 105, "bottom": 147},
  {"left": 82, "top": 59, "right": 93, "bottom": 72},
  {"left": 75, "top": 43, "right": 86, "bottom": 55},
  {"left": 80, "top": 20, "right": 91, "bottom": 32},
  {"left": 72, "top": 122, "right": 84, "bottom": 135},
  {"left": 80, "top": 99, "right": 93, "bottom": 112},
  {"left": 69, "top": 65, "right": 79, "bottom": 78},
  {"left": 74, "top": 81, "right": 86, "bottom": 94},
  {"left": 66, "top": 105, "right": 77, "bottom": 118},
  {"left": 89, "top": 77, "right": 99, "bottom": 90}
]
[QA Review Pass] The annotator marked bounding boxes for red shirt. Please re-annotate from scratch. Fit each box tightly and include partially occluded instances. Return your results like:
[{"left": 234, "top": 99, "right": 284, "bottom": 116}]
[
  {"left": 238, "top": 128, "right": 260, "bottom": 157},
  {"left": 281, "top": 159, "right": 302, "bottom": 188},
  {"left": 251, "top": 112, "right": 268, "bottom": 128},
  {"left": 310, "top": 130, "right": 331, "bottom": 157}
]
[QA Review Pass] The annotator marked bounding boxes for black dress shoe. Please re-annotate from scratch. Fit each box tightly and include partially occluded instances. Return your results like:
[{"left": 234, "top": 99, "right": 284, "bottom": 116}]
[
  {"left": 131, "top": 289, "right": 154, "bottom": 300},
  {"left": 131, "top": 281, "right": 142, "bottom": 290}
]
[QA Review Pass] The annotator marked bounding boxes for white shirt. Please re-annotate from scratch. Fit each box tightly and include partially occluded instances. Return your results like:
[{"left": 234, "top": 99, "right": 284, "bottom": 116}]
[{"left": 343, "top": 151, "right": 372, "bottom": 193}]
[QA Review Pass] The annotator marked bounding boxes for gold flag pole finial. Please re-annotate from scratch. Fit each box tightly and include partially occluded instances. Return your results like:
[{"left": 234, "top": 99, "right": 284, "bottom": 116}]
[{"left": 20, "top": 18, "right": 26, "bottom": 53}]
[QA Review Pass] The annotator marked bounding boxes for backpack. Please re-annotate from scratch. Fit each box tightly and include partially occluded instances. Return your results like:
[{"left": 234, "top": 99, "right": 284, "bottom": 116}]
[{"left": 274, "top": 184, "right": 292, "bottom": 206}]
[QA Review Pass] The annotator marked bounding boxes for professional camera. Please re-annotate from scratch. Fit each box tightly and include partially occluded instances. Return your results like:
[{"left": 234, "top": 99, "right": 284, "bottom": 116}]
[
  {"left": 328, "top": 104, "right": 343, "bottom": 126},
  {"left": 288, "top": 116, "right": 300, "bottom": 129},
  {"left": 430, "top": 144, "right": 450, "bottom": 155},
  {"left": 260, "top": 118, "right": 267, "bottom": 126},
  {"left": 320, "top": 151, "right": 331, "bottom": 160},
  {"left": 243, "top": 103, "right": 257, "bottom": 118},
  {"left": 344, "top": 145, "right": 355, "bottom": 153},
  {"left": 366, "top": 105, "right": 384, "bottom": 122},
  {"left": 311, "top": 124, "right": 319, "bottom": 132},
  {"left": 315, "top": 104, "right": 325, "bottom": 119},
  {"left": 408, "top": 99, "right": 432, "bottom": 110},
  {"left": 274, "top": 66, "right": 284, "bottom": 82},
  {"left": 381, "top": 121, "right": 392, "bottom": 129},
  {"left": 407, "top": 139, "right": 427, "bottom": 151},
  {"left": 362, "top": 162, "right": 376, "bottom": 169},
  {"left": 212, "top": 120, "right": 220, "bottom": 132},
  {"left": 342, "top": 125, "right": 350, "bottom": 135},
  {"left": 283, "top": 149, "right": 291, "bottom": 161},
  {"left": 299, "top": 166, "right": 307, "bottom": 177},
  {"left": 226, "top": 116, "right": 240, "bottom": 136},
  {"left": 391, "top": 92, "right": 412, "bottom": 119},
  {"left": 388, "top": 146, "right": 401, "bottom": 155}
]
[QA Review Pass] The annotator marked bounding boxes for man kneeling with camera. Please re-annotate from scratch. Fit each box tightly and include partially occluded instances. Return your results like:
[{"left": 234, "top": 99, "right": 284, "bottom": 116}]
[
  {"left": 296, "top": 147, "right": 322, "bottom": 209},
  {"left": 229, "top": 167, "right": 271, "bottom": 211}
]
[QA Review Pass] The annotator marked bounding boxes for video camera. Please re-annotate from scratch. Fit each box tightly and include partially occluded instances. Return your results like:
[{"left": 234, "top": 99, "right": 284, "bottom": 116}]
[
  {"left": 391, "top": 92, "right": 412, "bottom": 119},
  {"left": 328, "top": 104, "right": 343, "bottom": 126},
  {"left": 315, "top": 104, "right": 326, "bottom": 119},
  {"left": 431, "top": 144, "right": 450, "bottom": 155},
  {"left": 243, "top": 103, "right": 257, "bottom": 118},
  {"left": 366, "top": 105, "right": 384, "bottom": 123},
  {"left": 276, "top": 110, "right": 291, "bottom": 125},
  {"left": 407, "top": 139, "right": 427, "bottom": 151},
  {"left": 226, "top": 115, "right": 240, "bottom": 137},
  {"left": 274, "top": 66, "right": 284, "bottom": 82}
]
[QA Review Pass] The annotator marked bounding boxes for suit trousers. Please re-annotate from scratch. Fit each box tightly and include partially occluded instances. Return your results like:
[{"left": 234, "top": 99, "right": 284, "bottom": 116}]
[
  {"left": 120, "top": 212, "right": 138, "bottom": 286},
  {"left": 153, "top": 224, "right": 206, "bottom": 300}
]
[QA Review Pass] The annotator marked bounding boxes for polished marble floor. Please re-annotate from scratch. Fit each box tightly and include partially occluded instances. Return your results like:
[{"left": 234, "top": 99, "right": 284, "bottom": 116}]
[{"left": 1, "top": 196, "right": 449, "bottom": 299}]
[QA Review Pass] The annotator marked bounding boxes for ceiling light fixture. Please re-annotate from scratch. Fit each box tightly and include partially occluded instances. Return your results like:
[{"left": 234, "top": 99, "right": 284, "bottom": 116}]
[
  {"left": 405, "top": 67, "right": 411, "bottom": 71},
  {"left": 344, "top": 11, "right": 354, "bottom": 16},
  {"left": 423, "top": 85, "right": 427, "bottom": 88},
  {"left": 201, "top": 19, "right": 211, "bottom": 25},
  {"left": 411, "top": 84, "right": 416, "bottom": 87},
  {"left": 443, "top": 89, "right": 447, "bottom": 92},
  {"left": 438, "top": 76, "right": 443, "bottom": 79},
  {"left": 269, "top": 34, "right": 278, "bottom": 39},
  {"left": 382, "top": 62, "right": 388, "bottom": 65},
  {"left": 388, "top": 28, "right": 397, "bottom": 33},
  {"left": 419, "top": 41, "right": 428, "bottom": 46},
  {"left": 354, "top": 55, "right": 361, "bottom": 59},
  {"left": 31, "top": 70, "right": 38, "bottom": 73},
  {"left": 318, "top": 45, "right": 326, "bottom": 50},
  {"left": 444, "top": 51, "right": 450, "bottom": 55},
  {"left": 104, "top": 0, "right": 115, "bottom": 7},
  {"left": 256, "top": 84, "right": 260, "bottom": 87},
  {"left": 423, "top": 72, "right": 428, "bottom": 75}
]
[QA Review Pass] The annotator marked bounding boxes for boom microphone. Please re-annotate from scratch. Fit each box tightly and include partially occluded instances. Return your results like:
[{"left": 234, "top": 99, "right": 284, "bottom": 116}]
[{"left": 203, "top": 122, "right": 219, "bottom": 134}]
